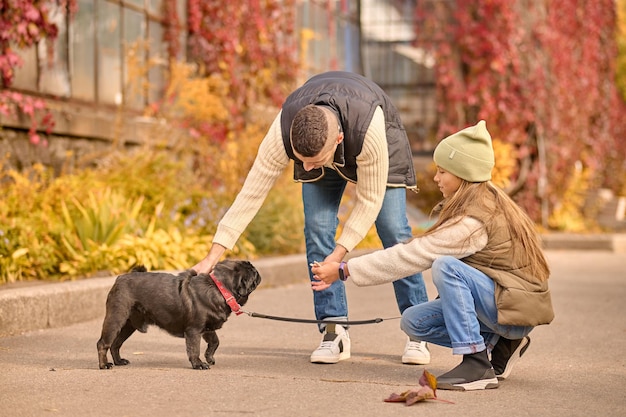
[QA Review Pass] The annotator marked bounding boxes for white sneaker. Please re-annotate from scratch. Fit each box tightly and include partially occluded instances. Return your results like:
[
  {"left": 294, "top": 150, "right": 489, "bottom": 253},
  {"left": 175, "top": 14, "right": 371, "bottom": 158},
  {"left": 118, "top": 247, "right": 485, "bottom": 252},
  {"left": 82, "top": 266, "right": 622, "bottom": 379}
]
[
  {"left": 310, "top": 323, "right": 351, "bottom": 364},
  {"left": 402, "top": 339, "right": 430, "bottom": 365}
]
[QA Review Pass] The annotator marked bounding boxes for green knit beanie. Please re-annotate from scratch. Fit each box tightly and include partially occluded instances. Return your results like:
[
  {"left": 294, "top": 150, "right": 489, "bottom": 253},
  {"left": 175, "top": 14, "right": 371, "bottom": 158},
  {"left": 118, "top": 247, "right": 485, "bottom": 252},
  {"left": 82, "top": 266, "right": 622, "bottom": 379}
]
[{"left": 433, "top": 120, "right": 495, "bottom": 182}]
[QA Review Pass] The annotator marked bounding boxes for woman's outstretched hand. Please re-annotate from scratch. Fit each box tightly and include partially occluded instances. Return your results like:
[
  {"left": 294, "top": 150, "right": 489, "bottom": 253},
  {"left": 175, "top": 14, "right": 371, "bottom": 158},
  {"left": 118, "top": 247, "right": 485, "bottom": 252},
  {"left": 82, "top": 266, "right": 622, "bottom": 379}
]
[{"left": 310, "top": 261, "right": 341, "bottom": 291}]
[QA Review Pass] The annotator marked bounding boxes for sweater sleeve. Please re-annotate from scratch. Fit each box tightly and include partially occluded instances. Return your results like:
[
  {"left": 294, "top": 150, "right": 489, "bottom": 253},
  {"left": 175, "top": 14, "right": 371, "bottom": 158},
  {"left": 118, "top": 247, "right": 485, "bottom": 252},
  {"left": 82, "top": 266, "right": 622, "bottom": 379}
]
[
  {"left": 347, "top": 216, "right": 488, "bottom": 286},
  {"left": 213, "top": 112, "right": 290, "bottom": 250},
  {"left": 336, "top": 107, "right": 389, "bottom": 251}
]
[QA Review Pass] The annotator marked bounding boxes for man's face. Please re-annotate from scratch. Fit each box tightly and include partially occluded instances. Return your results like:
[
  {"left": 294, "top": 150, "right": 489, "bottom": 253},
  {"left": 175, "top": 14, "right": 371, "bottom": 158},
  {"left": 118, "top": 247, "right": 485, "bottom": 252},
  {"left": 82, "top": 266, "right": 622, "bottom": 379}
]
[{"left": 293, "top": 118, "right": 343, "bottom": 171}]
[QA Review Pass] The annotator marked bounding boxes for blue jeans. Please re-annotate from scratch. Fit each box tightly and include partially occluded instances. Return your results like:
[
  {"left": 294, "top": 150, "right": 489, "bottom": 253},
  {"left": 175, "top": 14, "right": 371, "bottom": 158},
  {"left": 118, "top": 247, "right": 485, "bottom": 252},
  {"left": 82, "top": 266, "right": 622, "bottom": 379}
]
[
  {"left": 302, "top": 169, "right": 428, "bottom": 331},
  {"left": 400, "top": 256, "right": 533, "bottom": 355}
]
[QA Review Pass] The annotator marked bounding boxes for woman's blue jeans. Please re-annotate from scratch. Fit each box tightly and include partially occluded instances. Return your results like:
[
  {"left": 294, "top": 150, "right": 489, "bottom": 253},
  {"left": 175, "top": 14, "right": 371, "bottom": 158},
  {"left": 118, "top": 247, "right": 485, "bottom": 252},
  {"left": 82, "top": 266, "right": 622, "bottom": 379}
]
[
  {"left": 302, "top": 169, "right": 428, "bottom": 331},
  {"left": 400, "top": 256, "right": 534, "bottom": 355}
]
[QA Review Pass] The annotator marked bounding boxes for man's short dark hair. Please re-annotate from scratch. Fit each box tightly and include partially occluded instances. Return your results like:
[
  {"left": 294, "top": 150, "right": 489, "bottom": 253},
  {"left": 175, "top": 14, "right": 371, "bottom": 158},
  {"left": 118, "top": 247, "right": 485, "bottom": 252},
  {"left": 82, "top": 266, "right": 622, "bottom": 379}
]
[{"left": 290, "top": 105, "right": 328, "bottom": 157}]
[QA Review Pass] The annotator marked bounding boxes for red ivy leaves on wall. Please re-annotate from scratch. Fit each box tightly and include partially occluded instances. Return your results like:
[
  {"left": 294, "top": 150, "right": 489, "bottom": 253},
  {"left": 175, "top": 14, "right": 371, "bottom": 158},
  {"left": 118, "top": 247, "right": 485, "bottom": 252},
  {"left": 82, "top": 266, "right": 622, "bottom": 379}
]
[
  {"left": 415, "top": 0, "right": 626, "bottom": 223},
  {"left": 3, "top": 1, "right": 298, "bottom": 147},
  {"left": 0, "top": 0, "right": 77, "bottom": 86},
  {"left": 162, "top": 0, "right": 181, "bottom": 60},
  {"left": 2, "top": 0, "right": 53, "bottom": 86},
  {"left": 152, "top": 0, "right": 299, "bottom": 144},
  {"left": 0, "top": 91, "right": 53, "bottom": 145},
  {"left": 187, "top": 0, "right": 298, "bottom": 134},
  {"left": 0, "top": 0, "right": 76, "bottom": 144}
]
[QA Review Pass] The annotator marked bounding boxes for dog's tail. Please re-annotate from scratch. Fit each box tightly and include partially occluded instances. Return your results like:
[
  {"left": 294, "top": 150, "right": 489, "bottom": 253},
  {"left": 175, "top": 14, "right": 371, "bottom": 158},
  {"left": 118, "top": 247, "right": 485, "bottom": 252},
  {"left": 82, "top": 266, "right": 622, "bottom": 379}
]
[{"left": 130, "top": 265, "right": 148, "bottom": 273}]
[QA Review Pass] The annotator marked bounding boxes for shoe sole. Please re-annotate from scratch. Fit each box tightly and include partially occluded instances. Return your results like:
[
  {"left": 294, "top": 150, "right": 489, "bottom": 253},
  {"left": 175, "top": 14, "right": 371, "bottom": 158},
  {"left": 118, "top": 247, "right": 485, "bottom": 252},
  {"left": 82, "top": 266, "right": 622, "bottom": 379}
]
[
  {"left": 310, "top": 350, "right": 350, "bottom": 364},
  {"left": 438, "top": 377, "right": 499, "bottom": 391},
  {"left": 496, "top": 336, "right": 531, "bottom": 380},
  {"left": 310, "top": 338, "right": 351, "bottom": 364},
  {"left": 402, "top": 341, "right": 431, "bottom": 365},
  {"left": 401, "top": 357, "right": 431, "bottom": 365}
]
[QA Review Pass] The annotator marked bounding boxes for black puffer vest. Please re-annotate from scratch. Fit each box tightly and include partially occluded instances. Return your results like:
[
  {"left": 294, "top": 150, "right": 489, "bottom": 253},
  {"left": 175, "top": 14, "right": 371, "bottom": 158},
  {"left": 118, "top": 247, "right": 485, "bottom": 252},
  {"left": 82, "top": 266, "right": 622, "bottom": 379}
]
[{"left": 280, "top": 71, "right": 417, "bottom": 188}]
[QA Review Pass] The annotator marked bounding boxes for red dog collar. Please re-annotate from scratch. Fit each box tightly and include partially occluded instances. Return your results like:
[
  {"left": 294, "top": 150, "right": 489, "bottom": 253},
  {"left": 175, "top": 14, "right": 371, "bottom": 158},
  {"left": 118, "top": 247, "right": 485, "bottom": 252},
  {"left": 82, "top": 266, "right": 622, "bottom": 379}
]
[{"left": 209, "top": 272, "right": 243, "bottom": 315}]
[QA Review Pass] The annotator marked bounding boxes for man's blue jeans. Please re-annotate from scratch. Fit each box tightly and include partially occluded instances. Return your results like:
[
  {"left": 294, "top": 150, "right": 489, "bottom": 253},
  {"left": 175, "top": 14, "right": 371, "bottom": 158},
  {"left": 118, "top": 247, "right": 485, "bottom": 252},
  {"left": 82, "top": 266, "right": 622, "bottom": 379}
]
[
  {"left": 400, "top": 256, "right": 534, "bottom": 354},
  {"left": 302, "top": 169, "right": 428, "bottom": 331}
]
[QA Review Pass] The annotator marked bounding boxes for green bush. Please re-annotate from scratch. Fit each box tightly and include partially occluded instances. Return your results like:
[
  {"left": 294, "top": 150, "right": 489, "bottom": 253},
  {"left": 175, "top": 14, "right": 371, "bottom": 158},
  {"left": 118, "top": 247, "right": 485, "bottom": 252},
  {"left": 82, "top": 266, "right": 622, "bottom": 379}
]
[
  {"left": 0, "top": 164, "right": 62, "bottom": 282},
  {"left": 0, "top": 61, "right": 306, "bottom": 285},
  {"left": 0, "top": 143, "right": 308, "bottom": 284}
]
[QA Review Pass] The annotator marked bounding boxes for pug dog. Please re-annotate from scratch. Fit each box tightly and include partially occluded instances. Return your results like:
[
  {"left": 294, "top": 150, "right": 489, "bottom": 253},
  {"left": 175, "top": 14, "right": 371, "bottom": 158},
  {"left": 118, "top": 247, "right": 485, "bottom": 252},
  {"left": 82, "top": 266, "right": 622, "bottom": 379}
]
[{"left": 97, "top": 260, "right": 261, "bottom": 370}]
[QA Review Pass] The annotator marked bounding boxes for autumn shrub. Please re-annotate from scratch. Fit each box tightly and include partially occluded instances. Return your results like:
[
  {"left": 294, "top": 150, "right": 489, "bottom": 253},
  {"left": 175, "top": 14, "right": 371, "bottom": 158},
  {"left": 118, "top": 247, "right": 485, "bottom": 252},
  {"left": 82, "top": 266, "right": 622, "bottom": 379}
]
[
  {"left": 59, "top": 202, "right": 217, "bottom": 277},
  {"left": 408, "top": 163, "right": 440, "bottom": 220},
  {"left": 416, "top": 0, "right": 626, "bottom": 226},
  {"left": 0, "top": 152, "right": 255, "bottom": 283},
  {"left": 0, "top": 4, "right": 306, "bottom": 284},
  {"left": 89, "top": 149, "right": 205, "bottom": 230},
  {"left": 0, "top": 66, "right": 307, "bottom": 284},
  {"left": 150, "top": 61, "right": 306, "bottom": 255},
  {"left": 57, "top": 188, "right": 146, "bottom": 277},
  {"left": 0, "top": 163, "right": 62, "bottom": 282},
  {"left": 548, "top": 164, "right": 601, "bottom": 232}
]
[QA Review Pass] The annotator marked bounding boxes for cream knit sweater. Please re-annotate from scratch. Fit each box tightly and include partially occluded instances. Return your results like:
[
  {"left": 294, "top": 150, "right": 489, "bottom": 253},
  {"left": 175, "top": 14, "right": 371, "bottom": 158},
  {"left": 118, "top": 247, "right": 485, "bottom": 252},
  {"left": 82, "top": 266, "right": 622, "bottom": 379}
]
[
  {"left": 347, "top": 217, "right": 488, "bottom": 287},
  {"left": 213, "top": 107, "right": 389, "bottom": 252}
]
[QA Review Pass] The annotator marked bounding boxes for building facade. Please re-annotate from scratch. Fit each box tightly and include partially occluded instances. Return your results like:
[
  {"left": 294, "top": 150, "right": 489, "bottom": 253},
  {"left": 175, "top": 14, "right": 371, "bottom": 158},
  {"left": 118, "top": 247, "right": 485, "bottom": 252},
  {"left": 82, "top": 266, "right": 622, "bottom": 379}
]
[{"left": 1, "top": 0, "right": 436, "bottom": 172}]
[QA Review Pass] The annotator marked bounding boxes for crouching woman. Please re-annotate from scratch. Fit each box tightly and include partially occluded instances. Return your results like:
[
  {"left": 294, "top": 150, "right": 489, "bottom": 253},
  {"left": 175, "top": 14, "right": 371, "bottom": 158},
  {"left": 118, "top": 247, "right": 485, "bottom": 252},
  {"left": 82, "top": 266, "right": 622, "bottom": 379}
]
[{"left": 310, "top": 120, "right": 554, "bottom": 391}]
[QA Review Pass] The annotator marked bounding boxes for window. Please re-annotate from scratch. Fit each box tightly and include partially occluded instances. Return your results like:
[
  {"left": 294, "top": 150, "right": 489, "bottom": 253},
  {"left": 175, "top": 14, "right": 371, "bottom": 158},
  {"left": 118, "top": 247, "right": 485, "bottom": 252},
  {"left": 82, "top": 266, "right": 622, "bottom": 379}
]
[
  {"left": 297, "top": 0, "right": 361, "bottom": 78},
  {"left": 295, "top": 0, "right": 436, "bottom": 150},
  {"left": 39, "top": 4, "right": 71, "bottom": 97},
  {"left": 11, "top": 0, "right": 187, "bottom": 111},
  {"left": 71, "top": 0, "right": 96, "bottom": 101},
  {"left": 359, "top": 0, "right": 436, "bottom": 149},
  {"left": 97, "top": 1, "right": 122, "bottom": 105}
]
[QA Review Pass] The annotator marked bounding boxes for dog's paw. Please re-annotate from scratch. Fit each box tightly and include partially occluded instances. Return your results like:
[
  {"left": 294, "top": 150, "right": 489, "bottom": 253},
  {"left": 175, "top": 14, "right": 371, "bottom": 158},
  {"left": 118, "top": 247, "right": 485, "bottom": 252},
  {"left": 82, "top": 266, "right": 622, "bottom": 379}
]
[
  {"left": 191, "top": 362, "right": 211, "bottom": 370},
  {"left": 114, "top": 358, "right": 130, "bottom": 366},
  {"left": 99, "top": 362, "right": 114, "bottom": 370}
]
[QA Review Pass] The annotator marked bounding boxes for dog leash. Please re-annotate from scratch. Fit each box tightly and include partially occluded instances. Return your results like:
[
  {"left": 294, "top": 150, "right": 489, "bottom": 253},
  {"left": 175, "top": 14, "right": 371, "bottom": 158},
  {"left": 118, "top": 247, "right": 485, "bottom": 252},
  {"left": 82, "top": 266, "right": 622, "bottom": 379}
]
[
  {"left": 209, "top": 272, "right": 400, "bottom": 325},
  {"left": 239, "top": 310, "right": 401, "bottom": 325}
]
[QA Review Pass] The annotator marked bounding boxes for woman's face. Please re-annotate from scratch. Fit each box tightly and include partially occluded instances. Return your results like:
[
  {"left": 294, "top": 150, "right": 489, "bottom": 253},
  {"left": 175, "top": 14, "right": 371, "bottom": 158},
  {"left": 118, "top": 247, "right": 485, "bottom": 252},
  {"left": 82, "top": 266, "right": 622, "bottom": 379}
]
[{"left": 434, "top": 167, "right": 462, "bottom": 198}]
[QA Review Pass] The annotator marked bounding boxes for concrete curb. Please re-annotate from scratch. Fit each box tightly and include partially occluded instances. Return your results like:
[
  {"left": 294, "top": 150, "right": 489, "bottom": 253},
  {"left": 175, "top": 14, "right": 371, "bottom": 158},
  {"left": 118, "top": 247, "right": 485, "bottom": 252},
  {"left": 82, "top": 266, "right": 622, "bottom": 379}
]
[
  {"left": 1, "top": 235, "right": 624, "bottom": 338},
  {"left": 0, "top": 276, "right": 115, "bottom": 338},
  {"left": 0, "top": 254, "right": 311, "bottom": 338},
  {"left": 541, "top": 233, "right": 626, "bottom": 252}
]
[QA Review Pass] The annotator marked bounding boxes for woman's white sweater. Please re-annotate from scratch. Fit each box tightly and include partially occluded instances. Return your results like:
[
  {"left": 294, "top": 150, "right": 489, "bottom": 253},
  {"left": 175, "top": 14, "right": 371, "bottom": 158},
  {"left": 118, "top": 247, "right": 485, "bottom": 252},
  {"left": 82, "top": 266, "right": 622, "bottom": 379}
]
[{"left": 348, "top": 217, "right": 488, "bottom": 286}]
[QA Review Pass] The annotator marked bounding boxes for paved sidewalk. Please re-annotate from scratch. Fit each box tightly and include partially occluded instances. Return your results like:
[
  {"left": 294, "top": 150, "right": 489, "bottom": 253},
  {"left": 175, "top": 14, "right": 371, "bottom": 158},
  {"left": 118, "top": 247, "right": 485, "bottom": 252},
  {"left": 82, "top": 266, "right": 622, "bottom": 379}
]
[
  {"left": 0, "top": 249, "right": 625, "bottom": 417},
  {"left": 1, "top": 233, "right": 624, "bottom": 338}
]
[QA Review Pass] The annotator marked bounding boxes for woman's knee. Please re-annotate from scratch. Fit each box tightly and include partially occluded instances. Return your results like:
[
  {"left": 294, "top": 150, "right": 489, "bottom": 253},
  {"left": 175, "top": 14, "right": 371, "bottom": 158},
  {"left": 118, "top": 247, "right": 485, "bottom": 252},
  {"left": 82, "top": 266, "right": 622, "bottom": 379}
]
[
  {"left": 431, "top": 256, "right": 459, "bottom": 284},
  {"left": 400, "top": 310, "right": 416, "bottom": 336},
  {"left": 400, "top": 302, "right": 443, "bottom": 340},
  {"left": 400, "top": 305, "right": 425, "bottom": 336}
]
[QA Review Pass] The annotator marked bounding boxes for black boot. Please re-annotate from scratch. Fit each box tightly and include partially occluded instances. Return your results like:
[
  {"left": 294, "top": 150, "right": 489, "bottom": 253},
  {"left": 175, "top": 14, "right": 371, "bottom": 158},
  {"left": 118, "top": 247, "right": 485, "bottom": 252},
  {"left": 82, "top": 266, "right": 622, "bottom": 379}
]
[
  {"left": 437, "top": 349, "right": 498, "bottom": 391},
  {"left": 490, "top": 336, "right": 531, "bottom": 380}
]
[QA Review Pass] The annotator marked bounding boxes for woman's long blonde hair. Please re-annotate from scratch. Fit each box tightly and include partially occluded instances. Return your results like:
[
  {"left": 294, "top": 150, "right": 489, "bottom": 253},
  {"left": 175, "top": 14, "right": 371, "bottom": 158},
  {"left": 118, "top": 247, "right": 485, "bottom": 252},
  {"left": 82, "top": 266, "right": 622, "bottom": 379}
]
[{"left": 425, "top": 181, "right": 550, "bottom": 281}]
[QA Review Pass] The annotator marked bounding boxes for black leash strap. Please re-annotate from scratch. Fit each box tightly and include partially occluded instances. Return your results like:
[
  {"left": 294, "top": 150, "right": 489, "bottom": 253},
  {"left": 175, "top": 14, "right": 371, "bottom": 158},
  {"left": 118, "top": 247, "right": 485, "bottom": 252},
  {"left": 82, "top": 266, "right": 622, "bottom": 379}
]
[{"left": 242, "top": 310, "right": 398, "bottom": 325}]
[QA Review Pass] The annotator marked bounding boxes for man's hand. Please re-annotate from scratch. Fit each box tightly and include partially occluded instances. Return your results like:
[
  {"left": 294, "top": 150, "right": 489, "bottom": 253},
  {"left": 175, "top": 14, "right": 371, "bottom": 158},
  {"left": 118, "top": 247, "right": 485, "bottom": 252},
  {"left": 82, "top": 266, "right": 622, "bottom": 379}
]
[
  {"left": 192, "top": 243, "right": 226, "bottom": 274},
  {"left": 192, "top": 257, "right": 216, "bottom": 275},
  {"left": 325, "top": 245, "right": 348, "bottom": 264}
]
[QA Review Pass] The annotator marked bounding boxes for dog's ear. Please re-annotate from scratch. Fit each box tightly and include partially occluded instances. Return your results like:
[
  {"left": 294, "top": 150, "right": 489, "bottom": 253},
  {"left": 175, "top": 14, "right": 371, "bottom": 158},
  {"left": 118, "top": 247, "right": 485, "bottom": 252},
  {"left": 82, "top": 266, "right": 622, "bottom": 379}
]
[
  {"left": 213, "top": 260, "right": 261, "bottom": 297},
  {"left": 233, "top": 261, "right": 261, "bottom": 296},
  {"left": 131, "top": 265, "right": 147, "bottom": 273},
  {"left": 178, "top": 269, "right": 198, "bottom": 278}
]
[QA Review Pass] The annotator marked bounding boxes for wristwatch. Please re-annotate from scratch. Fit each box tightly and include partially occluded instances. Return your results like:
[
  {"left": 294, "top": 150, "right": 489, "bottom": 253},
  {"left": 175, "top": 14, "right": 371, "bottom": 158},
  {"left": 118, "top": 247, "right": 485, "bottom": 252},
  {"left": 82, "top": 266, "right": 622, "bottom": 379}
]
[{"left": 338, "top": 261, "right": 348, "bottom": 281}]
